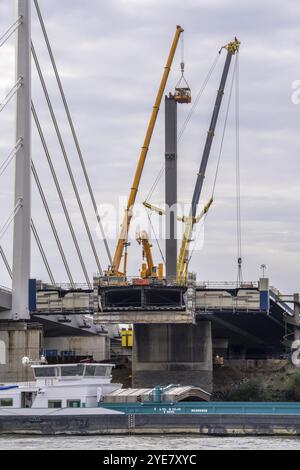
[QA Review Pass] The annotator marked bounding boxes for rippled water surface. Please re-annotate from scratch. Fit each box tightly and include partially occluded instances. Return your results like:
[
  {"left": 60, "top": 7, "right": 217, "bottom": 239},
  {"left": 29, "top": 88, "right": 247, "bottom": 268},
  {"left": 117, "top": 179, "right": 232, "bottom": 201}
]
[{"left": 1, "top": 435, "right": 300, "bottom": 450}]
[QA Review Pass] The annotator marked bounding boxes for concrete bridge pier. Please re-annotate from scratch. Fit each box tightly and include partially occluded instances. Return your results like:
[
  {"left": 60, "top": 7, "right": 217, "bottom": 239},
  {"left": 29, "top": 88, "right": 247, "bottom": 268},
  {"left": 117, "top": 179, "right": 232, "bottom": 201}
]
[
  {"left": 0, "top": 322, "right": 42, "bottom": 383},
  {"left": 132, "top": 321, "right": 213, "bottom": 393}
]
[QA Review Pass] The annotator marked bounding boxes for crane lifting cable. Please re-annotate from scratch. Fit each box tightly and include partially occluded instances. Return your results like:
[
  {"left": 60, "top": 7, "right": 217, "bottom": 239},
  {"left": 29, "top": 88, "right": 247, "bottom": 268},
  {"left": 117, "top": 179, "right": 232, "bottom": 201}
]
[
  {"left": 177, "top": 38, "right": 240, "bottom": 284},
  {"left": 235, "top": 52, "right": 243, "bottom": 286},
  {"left": 211, "top": 51, "right": 237, "bottom": 199},
  {"left": 188, "top": 51, "right": 242, "bottom": 277},
  {"left": 174, "top": 32, "right": 191, "bottom": 104},
  {"left": 146, "top": 210, "right": 166, "bottom": 266}
]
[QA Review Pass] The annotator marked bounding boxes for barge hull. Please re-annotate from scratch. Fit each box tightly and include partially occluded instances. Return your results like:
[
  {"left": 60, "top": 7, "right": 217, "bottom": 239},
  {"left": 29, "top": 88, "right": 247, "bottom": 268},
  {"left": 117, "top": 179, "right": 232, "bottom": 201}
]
[{"left": 2, "top": 413, "right": 300, "bottom": 436}]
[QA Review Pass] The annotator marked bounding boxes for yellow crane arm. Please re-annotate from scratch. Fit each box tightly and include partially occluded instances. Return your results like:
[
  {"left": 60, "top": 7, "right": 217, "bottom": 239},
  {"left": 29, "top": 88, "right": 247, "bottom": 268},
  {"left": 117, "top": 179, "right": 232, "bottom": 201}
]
[
  {"left": 177, "top": 198, "right": 213, "bottom": 285},
  {"left": 136, "top": 231, "right": 155, "bottom": 278},
  {"left": 143, "top": 201, "right": 185, "bottom": 222},
  {"left": 144, "top": 198, "right": 213, "bottom": 283},
  {"left": 110, "top": 26, "right": 184, "bottom": 276}
]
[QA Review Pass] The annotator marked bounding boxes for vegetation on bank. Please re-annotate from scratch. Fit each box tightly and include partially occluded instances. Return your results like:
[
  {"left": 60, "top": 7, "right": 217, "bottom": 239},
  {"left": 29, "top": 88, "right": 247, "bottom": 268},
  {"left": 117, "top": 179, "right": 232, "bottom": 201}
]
[{"left": 214, "top": 366, "right": 300, "bottom": 402}]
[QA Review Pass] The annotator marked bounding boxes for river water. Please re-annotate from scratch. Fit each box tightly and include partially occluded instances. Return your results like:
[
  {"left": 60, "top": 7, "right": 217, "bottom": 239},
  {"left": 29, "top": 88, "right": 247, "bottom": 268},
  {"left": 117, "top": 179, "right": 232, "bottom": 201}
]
[{"left": 0, "top": 435, "right": 300, "bottom": 450}]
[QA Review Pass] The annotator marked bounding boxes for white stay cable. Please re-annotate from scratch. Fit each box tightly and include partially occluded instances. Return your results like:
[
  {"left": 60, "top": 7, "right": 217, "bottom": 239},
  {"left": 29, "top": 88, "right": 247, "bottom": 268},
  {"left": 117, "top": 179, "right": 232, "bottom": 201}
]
[
  {"left": 31, "top": 219, "right": 56, "bottom": 286},
  {"left": 0, "top": 245, "right": 12, "bottom": 279},
  {"left": 0, "top": 198, "right": 23, "bottom": 241},
  {"left": 34, "top": 0, "right": 112, "bottom": 267},
  {"left": 0, "top": 16, "right": 22, "bottom": 48},
  {"left": 0, "top": 139, "right": 23, "bottom": 178},
  {"left": 31, "top": 42, "right": 102, "bottom": 277},
  {"left": 0, "top": 77, "right": 23, "bottom": 113}
]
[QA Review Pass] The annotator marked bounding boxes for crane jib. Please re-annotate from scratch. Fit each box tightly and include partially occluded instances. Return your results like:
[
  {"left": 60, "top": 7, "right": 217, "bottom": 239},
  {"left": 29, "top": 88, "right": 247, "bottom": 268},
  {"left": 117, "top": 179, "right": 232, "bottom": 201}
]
[
  {"left": 190, "top": 49, "right": 234, "bottom": 219},
  {"left": 110, "top": 26, "right": 184, "bottom": 276}
]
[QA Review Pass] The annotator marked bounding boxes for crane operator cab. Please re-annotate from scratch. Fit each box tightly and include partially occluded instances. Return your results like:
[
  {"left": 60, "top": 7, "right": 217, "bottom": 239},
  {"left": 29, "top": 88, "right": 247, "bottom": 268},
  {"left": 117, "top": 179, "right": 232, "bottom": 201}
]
[{"left": 174, "top": 62, "right": 191, "bottom": 104}]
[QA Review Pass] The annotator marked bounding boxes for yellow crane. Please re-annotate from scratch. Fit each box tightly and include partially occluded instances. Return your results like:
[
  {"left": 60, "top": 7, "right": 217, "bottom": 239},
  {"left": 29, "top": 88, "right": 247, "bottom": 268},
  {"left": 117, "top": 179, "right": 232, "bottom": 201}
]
[
  {"left": 136, "top": 231, "right": 164, "bottom": 279},
  {"left": 176, "top": 198, "right": 213, "bottom": 285},
  {"left": 144, "top": 38, "right": 240, "bottom": 285},
  {"left": 143, "top": 197, "right": 213, "bottom": 284},
  {"left": 107, "top": 26, "right": 184, "bottom": 278}
]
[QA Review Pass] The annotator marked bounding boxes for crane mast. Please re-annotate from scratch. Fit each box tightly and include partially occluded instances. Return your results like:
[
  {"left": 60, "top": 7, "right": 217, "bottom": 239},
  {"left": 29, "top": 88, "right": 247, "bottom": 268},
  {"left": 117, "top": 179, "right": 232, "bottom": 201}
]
[
  {"left": 108, "top": 26, "right": 184, "bottom": 277},
  {"left": 177, "top": 38, "right": 240, "bottom": 285}
]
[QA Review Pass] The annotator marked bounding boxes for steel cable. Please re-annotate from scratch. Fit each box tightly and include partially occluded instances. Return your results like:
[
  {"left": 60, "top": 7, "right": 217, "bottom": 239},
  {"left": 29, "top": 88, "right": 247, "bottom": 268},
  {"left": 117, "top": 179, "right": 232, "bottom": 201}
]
[
  {"left": 0, "top": 77, "right": 22, "bottom": 113},
  {"left": 235, "top": 53, "right": 243, "bottom": 286},
  {"left": 0, "top": 245, "right": 12, "bottom": 279},
  {"left": 34, "top": 0, "right": 112, "bottom": 267},
  {"left": 31, "top": 107, "right": 84, "bottom": 287},
  {"left": 31, "top": 219, "right": 56, "bottom": 285},
  {"left": 0, "top": 16, "right": 22, "bottom": 48},
  {"left": 31, "top": 43, "right": 102, "bottom": 277},
  {"left": 0, "top": 139, "right": 23, "bottom": 178},
  {"left": 144, "top": 52, "right": 220, "bottom": 203}
]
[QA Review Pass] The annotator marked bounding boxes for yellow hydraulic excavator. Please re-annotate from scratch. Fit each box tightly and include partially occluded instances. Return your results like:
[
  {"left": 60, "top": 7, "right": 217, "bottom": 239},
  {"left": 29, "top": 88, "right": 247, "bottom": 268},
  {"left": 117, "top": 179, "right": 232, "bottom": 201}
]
[{"left": 106, "top": 25, "right": 184, "bottom": 279}]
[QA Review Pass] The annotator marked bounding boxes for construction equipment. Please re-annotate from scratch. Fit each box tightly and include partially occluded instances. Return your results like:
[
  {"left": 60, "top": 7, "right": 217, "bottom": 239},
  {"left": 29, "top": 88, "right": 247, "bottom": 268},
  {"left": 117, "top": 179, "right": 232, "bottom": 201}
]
[
  {"left": 174, "top": 62, "right": 191, "bottom": 103},
  {"left": 177, "top": 38, "right": 240, "bottom": 284},
  {"left": 143, "top": 38, "right": 240, "bottom": 285},
  {"left": 136, "top": 230, "right": 164, "bottom": 279},
  {"left": 107, "top": 26, "right": 184, "bottom": 278}
]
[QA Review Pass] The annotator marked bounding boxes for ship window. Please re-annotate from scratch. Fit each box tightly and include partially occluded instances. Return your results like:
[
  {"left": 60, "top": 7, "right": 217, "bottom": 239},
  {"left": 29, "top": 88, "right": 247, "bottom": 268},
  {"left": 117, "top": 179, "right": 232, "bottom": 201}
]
[
  {"left": 34, "top": 367, "right": 56, "bottom": 378},
  {"left": 0, "top": 398, "right": 13, "bottom": 407},
  {"left": 67, "top": 399, "right": 81, "bottom": 408},
  {"left": 48, "top": 400, "right": 62, "bottom": 409},
  {"left": 60, "top": 365, "right": 84, "bottom": 377},
  {"left": 94, "top": 365, "right": 112, "bottom": 377},
  {"left": 84, "top": 365, "right": 96, "bottom": 377}
]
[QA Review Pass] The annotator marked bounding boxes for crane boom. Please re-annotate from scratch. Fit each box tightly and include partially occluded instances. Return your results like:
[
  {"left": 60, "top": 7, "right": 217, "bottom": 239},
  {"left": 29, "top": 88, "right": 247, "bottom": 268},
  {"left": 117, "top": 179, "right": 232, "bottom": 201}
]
[
  {"left": 177, "top": 38, "right": 240, "bottom": 284},
  {"left": 109, "top": 26, "right": 184, "bottom": 276}
]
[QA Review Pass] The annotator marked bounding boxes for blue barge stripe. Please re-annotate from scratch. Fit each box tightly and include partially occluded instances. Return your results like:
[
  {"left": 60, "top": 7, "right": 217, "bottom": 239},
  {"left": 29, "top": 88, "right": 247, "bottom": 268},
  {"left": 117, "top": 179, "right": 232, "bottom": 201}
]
[{"left": 99, "top": 402, "right": 300, "bottom": 415}]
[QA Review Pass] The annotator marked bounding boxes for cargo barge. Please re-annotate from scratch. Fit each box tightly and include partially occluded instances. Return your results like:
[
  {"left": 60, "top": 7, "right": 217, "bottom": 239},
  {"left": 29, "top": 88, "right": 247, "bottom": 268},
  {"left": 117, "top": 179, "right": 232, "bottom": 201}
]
[
  {"left": 3, "top": 404, "right": 300, "bottom": 436},
  {"left": 1, "top": 362, "right": 300, "bottom": 435}
]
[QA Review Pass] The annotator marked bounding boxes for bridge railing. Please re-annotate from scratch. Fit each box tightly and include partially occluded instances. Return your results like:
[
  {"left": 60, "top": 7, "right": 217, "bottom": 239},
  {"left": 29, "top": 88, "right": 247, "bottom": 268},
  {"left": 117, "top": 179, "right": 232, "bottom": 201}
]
[
  {"left": 196, "top": 281, "right": 259, "bottom": 289},
  {"left": 37, "top": 282, "right": 91, "bottom": 291}
]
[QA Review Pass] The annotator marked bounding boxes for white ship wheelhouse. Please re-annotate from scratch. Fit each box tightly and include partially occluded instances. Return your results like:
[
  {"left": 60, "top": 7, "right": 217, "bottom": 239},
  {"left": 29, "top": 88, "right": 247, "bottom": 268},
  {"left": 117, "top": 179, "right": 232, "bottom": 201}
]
[
  {"left": 0, "top": 363, "right": 121, "bottom": 410},
  {"left": 32, "top": 363, "right": 113, "bottom": 380}
]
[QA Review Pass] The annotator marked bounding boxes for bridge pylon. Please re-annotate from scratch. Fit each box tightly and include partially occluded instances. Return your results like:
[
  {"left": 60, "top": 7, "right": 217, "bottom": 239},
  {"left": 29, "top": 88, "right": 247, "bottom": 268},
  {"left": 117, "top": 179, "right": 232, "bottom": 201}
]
[{"left": 12, "top": 0, "right": 32, "bottom": 320}]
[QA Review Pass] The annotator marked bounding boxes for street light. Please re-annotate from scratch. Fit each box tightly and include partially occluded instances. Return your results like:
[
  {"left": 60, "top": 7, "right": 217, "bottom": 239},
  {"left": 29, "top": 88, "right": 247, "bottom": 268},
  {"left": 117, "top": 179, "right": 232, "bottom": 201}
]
[{"left": 260, "top": 264, "right": 267, "bottom": 278}]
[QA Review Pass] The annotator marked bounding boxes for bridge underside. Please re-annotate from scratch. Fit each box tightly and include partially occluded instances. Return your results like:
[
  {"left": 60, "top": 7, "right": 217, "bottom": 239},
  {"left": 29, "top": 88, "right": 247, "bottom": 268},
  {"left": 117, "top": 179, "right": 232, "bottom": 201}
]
[
  {"left": 31, "top": 315, "right": 105, "bottom": 337},
  {"left": 200, "top": 300, "right": 292, "bottom": 358}
]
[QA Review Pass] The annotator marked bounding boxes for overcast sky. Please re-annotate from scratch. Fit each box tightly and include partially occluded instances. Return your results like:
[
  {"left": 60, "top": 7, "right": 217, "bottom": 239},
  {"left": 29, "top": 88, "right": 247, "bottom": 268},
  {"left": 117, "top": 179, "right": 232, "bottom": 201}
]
[{"left": 0, "top": 0, "right": 299, "bottom": 293}]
